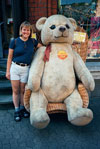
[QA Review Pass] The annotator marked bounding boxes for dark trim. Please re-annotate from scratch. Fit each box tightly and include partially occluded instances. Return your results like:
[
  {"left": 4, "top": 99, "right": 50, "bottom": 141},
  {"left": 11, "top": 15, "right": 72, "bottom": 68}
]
[
  {"left": 1, "top": 0, "right": 7, "bottom": 43},
  {"left": 12, "top": 0, "right": 21, "bottom": 38},
  {"left": 56, "top": 0, "right": 59, "bottom": 13},
  {"left": 47, "top": 0, "right": 48, "bottom": 17},
  {"left": 24, "top": 0, "right": 29, "bottom": 21},
  {"left": 86, "top": 58, "right": 100, "bottom": 62}
]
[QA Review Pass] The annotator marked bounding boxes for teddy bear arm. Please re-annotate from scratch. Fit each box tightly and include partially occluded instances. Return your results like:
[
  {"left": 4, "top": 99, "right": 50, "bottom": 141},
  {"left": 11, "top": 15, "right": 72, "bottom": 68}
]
[
  {"left": 73, "top": 50, "right": 95, "bottom": 91},
  {"left": 28, "top": 46, "right": 46, "bottom": 91}
]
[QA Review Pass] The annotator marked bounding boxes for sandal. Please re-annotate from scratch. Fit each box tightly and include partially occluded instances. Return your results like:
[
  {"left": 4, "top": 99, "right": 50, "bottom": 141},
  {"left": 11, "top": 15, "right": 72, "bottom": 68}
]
[
  {"left": 14, "top": 111, "right": 21, "bottom": 122},
  {"left": 20, "top": 108, "right": 30, "bottom": 118}
]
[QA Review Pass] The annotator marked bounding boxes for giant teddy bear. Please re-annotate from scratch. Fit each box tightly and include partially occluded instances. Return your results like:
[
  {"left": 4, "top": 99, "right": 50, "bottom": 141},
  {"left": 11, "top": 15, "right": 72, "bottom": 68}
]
[{"left": 26, "top": 15, "right": 95, "bottom": 129}]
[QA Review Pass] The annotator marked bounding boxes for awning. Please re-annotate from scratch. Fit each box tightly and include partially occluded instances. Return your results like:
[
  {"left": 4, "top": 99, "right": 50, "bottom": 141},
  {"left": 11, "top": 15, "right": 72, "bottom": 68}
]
[{"left": 60, "top": 0, "right": 92, "bottom": 5}]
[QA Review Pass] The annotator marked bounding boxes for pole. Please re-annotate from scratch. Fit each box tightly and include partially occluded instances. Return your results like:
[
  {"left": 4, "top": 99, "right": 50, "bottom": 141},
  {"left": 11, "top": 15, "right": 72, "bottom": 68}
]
[{"left": 0, "top": 22, "right": 4, "bottom": 58}]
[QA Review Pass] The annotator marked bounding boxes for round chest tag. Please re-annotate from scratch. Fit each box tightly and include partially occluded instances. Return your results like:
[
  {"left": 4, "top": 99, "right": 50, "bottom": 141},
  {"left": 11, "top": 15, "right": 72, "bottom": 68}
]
[{"left": 57, "top": 50, "right": 68, "bottom": 60}]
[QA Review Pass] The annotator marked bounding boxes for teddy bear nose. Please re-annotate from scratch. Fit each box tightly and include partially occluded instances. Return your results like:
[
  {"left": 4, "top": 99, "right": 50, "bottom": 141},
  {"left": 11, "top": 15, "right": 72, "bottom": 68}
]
[{"left": 59, "top": 27, "right": 66, "bottom": 32}]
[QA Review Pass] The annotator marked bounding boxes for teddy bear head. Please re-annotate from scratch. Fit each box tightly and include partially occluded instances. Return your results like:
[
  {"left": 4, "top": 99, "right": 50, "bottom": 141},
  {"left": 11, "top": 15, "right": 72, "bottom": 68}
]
[{"left": 36, "top": 14, "right": 77, "bottom": 45}]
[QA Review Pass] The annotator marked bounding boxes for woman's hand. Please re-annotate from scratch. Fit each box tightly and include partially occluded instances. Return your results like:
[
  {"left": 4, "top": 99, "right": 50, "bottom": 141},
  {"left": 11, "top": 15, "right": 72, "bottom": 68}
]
[
  {"left": 37, "top": 43, "right": 43, "bottom": 48},
  {"left": 6, "top": 71, "right": 10, "bottom": 80}
]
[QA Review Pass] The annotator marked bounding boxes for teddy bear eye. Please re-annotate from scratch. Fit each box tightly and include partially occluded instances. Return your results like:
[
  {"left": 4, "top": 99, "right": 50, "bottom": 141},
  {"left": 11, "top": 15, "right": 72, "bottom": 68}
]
[
  {"left": 65, "top": 24, "right": 70, "bottom": 29},
  {"left": 50, "top": 25, "right": 56, "bottom": 30}
]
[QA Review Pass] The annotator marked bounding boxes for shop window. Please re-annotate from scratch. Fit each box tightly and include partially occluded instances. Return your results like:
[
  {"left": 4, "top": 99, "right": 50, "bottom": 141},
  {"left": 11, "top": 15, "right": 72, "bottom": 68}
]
[
  {"left": 58, "top": 0, "right": 100, "bottom": 60},
  {"left": 2, "top": 0, "right": 14, "bottom": 57},
  {"left": 6, "top": 0, "right": 14, "bottom": 43}
]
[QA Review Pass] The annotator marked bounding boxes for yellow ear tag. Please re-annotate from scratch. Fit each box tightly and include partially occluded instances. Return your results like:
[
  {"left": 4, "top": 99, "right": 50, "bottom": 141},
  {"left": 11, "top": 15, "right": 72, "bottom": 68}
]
[{"left": 58, "top": 50, "right": 68, "bottom": 60}]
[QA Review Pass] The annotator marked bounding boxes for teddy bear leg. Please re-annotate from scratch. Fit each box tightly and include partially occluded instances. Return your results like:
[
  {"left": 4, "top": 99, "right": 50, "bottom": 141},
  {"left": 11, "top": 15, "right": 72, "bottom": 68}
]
[
  {"left": 64, "top": 89, "right": 93, "bottom": 126},
  {"left": 30, "top": 88, "right": 50, "bottom": 129}
]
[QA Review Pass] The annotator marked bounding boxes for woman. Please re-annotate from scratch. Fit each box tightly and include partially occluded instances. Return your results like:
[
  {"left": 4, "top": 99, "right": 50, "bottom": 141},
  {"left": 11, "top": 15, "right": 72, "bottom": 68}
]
[{"left": 6, "top": 21, "right": 41, "bottom": 122}]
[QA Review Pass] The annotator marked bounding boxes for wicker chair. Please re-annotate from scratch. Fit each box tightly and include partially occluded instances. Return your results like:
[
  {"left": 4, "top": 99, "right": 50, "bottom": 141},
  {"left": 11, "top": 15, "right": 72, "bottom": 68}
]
[{"left": 24, "top": 26, "right": 89, "bottom": 114}]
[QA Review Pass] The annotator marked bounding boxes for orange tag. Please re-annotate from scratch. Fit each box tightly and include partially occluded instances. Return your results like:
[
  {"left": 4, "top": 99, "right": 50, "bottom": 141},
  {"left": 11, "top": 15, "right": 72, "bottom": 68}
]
[{"left": 58, "top": 50, "right": 68, "bottom": 59}]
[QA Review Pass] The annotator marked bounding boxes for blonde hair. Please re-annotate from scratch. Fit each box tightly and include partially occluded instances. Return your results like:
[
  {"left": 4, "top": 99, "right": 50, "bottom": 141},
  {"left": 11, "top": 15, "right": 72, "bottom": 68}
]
[{"left": 19, "top": 21, "right": 32, "bottom": 38}]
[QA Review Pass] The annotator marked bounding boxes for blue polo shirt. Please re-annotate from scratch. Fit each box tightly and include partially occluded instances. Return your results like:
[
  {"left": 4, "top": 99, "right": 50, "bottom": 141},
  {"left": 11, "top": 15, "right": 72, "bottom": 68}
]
[{"left": 9, "top": 37, "right": 38, "bottom": 65}]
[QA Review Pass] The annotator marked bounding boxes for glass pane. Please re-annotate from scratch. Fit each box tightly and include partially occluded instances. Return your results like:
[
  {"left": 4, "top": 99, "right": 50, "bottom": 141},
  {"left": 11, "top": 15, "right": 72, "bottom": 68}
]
[{"left": 3, "top": 0, "right": 14, "bottom": 57}]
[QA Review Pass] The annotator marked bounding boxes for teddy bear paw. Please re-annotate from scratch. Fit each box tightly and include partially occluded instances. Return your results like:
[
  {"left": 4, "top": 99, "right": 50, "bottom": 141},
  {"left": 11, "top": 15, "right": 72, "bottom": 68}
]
[
  {"left": 69, "top": 108, "right": 93, "bottom": 126},
  {"left": 30, "top": 109, "right": 50, "bottom": 129}
]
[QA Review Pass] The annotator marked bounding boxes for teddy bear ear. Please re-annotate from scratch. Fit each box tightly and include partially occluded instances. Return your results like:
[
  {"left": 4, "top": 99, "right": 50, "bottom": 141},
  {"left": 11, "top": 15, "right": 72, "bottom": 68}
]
[
  {"left": 36, "top": 17, "right": 47, "bottom": 31},
  {"left": 68, "top": 18, "right": 77, "bottom": 30}
]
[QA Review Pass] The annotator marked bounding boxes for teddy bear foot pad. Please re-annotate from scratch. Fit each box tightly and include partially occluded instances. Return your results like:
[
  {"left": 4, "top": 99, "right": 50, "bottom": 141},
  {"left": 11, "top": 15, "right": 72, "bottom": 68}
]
[
  {"left": 70, "top": 116, "right": 93, "bottom": 126},
  {"left": 30, "top": 109, "right": 50, "bottom": 129}
]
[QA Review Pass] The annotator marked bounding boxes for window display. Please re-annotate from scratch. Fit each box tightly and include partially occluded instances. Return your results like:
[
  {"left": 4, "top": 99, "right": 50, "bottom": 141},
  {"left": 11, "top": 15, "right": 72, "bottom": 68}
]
[
  {"left": 88, "top": 17, "right": 100, "bottom": 58},
  {"left": 58, "top": 0, "right": 100, "bottom": 59}
]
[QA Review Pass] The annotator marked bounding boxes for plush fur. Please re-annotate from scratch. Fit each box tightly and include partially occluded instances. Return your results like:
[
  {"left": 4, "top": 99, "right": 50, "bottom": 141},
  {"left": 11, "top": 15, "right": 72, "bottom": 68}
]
[{"left": 27, "top": 15, "right": 95, "bottom": 129}]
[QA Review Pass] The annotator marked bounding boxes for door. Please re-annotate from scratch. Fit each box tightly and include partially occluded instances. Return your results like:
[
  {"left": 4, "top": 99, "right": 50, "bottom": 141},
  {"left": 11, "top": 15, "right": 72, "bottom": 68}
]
[{"left": 12, "top": 0, "right": 28, "bottom": 38}]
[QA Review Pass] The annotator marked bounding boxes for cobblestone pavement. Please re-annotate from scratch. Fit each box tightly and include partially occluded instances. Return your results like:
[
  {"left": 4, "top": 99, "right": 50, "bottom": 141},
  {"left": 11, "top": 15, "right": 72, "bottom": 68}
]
[{"left": 0, "top": 98, "right": 100, "bottom": 149}]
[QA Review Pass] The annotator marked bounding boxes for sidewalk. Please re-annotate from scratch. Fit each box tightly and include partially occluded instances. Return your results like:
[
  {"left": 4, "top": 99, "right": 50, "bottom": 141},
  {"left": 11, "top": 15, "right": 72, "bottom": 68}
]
[{"left": 0, "top": 98, "right": 100, "bottom": 149}]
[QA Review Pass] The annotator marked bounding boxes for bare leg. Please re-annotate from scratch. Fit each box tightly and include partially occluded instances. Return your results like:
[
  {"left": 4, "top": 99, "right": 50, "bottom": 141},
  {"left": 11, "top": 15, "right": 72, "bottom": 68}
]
[
  {"left": 30, "top": 88, "right": 50, "bottom": 129},
  {"left": 20, "top": 82, "right": 26, "bottom": 106},
  {"left": 11, "top": 80, "right": 20, "bottom": 108},
  {"left": 64, "top": 89, "right": 93, "bottom": 126},
  {"left": 19, "top": 82, "right": 30, "bottom": 118}
]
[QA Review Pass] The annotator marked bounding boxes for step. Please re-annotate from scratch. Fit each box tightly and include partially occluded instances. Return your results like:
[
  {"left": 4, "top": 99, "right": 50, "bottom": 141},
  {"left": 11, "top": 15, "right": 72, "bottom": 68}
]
[
  {"left": 0, "top": 94, "right": 13, "bottom": 104},
  {"left": 0, "top": 80, "right": 12, "bottom": 94},
  {"left": 0, "top": 80, "right": 11, "bottom": 88},
  {"left": 86, "top": 62, "right": 100, "bottom": 79},
  {"left": 0, "top": 58, "right": 7, "bottom": 64},
  {"left": 0, "top": 71, "right": 6, "bottom": 79},
  {"left": 0, "top": 58, "right": 7, "bottom": 71}
]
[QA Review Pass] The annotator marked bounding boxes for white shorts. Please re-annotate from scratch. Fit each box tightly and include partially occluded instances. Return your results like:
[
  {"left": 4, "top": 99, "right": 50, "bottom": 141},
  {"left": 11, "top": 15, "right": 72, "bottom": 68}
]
[{"left": 10, "top": 62, "right": 30, "bottom": 83}]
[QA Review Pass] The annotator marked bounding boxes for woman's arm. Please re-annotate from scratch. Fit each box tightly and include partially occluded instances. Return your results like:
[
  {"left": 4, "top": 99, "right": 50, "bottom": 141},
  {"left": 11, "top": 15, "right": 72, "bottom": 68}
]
[
  {"left": 37, "top": 43, "right": 43, "bottom": 48},
  {"left": 6, "top": 49, "right": 14, "bottom": 80}
]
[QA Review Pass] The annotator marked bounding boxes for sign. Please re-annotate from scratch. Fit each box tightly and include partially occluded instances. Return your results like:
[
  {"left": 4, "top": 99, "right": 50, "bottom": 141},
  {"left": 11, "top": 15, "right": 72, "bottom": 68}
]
[
  {"left": 74, "top": 31, "right": 86, "bottom": 42},
  {"left": 60, "top": 0, "right": 92, "bottom": 5},
  {"left": 31, "top": 33, "right": 36, "bottom": 39}
]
